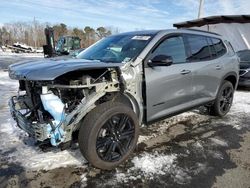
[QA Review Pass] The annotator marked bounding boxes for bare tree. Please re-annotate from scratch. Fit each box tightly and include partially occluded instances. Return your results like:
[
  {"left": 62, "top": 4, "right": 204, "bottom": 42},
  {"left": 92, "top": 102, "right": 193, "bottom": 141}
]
[
  {"left": 71, "top": 27, "right": 85, "bottom": 47},
  {"left": 0, "top": 27, "right": 9, "bottom": 45},
  {"left": 0, "top": 21, "right": 113, "bottom": 48},
  {"left": 96, "top": 27, "right": 111, "bottom": 39},
  {"left": 53, "top": 23, "right": 68, "bottom": 41}
]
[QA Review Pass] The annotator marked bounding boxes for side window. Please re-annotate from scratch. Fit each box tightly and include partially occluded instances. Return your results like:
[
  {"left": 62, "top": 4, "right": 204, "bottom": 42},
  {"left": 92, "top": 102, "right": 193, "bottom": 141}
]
[
  {"left": 212, "top": 38, "right": 227, "bottom": 56},
  {"left": 224, "top": 40, "right": 235, "bottom": 56},
  {"left": 207, "top": 37, "right": 217, "bottom": 58},
  {"left": 186, "top": 35, "right": 211, "bottom": 61},
  {"left": 151, "top": 36, "right": 187, "bottom": 64}
]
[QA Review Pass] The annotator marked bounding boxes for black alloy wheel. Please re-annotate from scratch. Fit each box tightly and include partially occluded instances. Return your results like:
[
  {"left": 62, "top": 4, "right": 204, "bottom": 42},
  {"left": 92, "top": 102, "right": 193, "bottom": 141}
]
[
  {"left": 96, "top": 114, "right": 135, "bottom": 162},
  {"left": 219, "top": 85, "right": 234, "bottom": 113},
  {"left": 210, "top": 80, "right": 234, "bottom": 117},
  {"left": 78, "top": 102, "right": 139, "bottom": 170}
]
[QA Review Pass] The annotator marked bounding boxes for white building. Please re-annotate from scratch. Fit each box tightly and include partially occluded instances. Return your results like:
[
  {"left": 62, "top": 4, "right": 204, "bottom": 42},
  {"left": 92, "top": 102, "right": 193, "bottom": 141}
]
[{"left": 174, "top": 15, "right": 250, "bottom": 52}]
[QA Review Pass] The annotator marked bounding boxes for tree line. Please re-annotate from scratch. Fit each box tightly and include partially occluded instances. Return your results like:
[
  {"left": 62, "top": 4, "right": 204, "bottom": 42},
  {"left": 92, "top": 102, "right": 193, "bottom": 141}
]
[{"left": 0, "top": 20, "right": 115, "bottom": 48}]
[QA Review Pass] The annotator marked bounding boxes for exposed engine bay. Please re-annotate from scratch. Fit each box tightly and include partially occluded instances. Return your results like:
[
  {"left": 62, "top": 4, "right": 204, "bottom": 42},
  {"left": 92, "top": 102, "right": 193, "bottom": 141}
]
[
  {"left": 10, "top": 69, "right": 123, "bottom": 147},
  {"left": 9, "top": 65, "right": 143, "bottom": 148}
]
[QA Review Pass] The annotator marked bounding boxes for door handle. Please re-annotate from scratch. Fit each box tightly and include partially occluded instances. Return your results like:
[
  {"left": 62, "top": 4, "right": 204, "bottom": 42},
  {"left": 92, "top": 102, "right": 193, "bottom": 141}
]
[
  {"left": 180, "top": 70, "right": 191, "bottom": 75},
  {"left": 215, "top": 65, "right": 222, "bottom": 70}
]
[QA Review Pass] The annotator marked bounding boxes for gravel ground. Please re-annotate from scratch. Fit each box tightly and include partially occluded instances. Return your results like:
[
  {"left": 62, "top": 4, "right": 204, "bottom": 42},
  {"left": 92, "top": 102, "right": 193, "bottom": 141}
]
[{"left": 0, "top": 54, "right": 249, "bottom": 188}]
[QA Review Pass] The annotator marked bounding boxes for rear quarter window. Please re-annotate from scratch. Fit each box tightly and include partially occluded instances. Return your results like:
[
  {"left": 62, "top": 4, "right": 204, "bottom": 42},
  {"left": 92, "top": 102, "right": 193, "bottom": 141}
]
[
  {"left": 207, "top": 37, "right": 217, "bottom": 58},
  {"left": 211, "top": 38, "right": 227, "bottom": 57},
  {"left": 224, "top": 40, "right": 235, "bottom": 56}
]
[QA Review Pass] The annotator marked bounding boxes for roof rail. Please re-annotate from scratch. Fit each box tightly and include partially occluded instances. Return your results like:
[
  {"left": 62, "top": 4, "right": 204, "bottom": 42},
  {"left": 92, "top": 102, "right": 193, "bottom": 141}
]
[{"left": 183, "top": 28, "right": 221, "bottom": 36}]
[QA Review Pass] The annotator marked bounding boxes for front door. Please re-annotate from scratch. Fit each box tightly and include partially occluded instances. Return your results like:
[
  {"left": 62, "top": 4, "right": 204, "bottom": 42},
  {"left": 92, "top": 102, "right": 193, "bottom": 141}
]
[{"left": 145, "top": 35, "right": 194, "bottom": 122}]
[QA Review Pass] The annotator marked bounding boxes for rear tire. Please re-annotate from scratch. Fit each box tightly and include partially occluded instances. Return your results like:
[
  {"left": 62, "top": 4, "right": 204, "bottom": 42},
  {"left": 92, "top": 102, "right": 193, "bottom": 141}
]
[
  {"left": 78, "top": 102, "right": 139, "bottom": 170},
  {"left": 209, "top": 81, "right": 234, "bottom": 117}
]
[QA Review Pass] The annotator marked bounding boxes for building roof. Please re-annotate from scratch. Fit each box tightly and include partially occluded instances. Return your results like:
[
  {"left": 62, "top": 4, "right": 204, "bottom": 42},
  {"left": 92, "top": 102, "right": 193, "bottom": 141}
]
[{"left": 173, "top": 15, "right": 250, "bottom": 28}]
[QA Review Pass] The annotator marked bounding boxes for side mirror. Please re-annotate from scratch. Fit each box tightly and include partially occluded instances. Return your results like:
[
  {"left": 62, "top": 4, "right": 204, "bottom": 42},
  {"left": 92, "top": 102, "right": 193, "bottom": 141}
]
[{"left": 148, "top": 55, "right": 173, "bottom": 67}]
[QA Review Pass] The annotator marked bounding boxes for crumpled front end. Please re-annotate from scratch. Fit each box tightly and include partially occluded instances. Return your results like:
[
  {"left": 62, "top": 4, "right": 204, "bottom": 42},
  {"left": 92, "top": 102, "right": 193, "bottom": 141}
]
[
  {"left": 9, "top": 96, "right": 47, "bottom": 139},
  {"left": 9, "top": 68, "right": 121, "bottom": 147},
  {"left": 9, "top": 86, "right": 69, "bottom": 146}
]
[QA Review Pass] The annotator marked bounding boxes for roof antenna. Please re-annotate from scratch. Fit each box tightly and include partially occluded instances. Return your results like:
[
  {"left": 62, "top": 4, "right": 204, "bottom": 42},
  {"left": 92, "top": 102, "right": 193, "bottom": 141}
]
[{"left": 198, "top": 0, "right": 204, "bottom": 18}]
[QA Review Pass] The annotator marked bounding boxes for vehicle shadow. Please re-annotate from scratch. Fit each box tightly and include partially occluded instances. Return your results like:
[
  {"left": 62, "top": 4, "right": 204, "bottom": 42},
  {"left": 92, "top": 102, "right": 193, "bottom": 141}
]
[
  {"left": 0, "top": 146, "right": 90, "bottom": 188},
  {"left": 81, "top": 114, "right": 250, "bottom": 188},
  {"left": 0, "top": 148, "right": 32, "bottom": 188}
]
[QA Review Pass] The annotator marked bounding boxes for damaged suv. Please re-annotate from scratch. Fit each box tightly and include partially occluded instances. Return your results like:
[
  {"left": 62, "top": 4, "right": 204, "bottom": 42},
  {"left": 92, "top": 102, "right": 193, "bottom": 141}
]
[{"left": 8, "top": 29, "right": 239, "bottom": 170}]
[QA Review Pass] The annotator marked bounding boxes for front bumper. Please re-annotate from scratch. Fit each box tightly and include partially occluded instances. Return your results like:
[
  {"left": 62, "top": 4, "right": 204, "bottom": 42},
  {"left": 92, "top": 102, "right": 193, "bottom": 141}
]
[{"left": 9, "top": 96, "right": 49, "bottom": 141}]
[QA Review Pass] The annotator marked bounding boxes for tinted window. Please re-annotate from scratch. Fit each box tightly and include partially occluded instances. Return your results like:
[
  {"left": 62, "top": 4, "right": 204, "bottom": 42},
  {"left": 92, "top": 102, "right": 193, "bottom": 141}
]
[
  {"left": 224, "top": 40, "right": 235, "bottom": 56},
  {"left": 212, "top": 38, "right": 226, "bottom": 56},
  {"left": 207, "top": 37, "right": 217, "bottom": 58},
  {"left": 151, "top": 36, "right": 186, "bottom": 64},
  {"left": 186, "top": 35, "right": 211, "bottom": 61}
]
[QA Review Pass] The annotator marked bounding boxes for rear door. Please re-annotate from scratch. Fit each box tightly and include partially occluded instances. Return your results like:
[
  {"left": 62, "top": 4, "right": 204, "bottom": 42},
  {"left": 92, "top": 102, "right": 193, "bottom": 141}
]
[
  {"left": 145, "top": 35, "right": 195, "bottom": 122},
  {"left": 184, "top": 34, "right": 226, "bottom": 104}
]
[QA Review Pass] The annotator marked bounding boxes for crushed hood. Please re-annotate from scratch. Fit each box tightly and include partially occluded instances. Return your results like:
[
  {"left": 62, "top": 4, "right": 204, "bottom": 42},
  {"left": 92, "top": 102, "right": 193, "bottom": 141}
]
[{"left": 8, "top": 58, "right": 123, "bottom": 81}]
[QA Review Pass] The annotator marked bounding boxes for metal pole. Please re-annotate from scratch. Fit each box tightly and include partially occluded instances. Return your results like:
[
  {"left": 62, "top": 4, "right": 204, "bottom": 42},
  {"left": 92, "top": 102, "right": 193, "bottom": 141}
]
[{"left": 198, "top": 0, "right": 204, "bottom": 18}]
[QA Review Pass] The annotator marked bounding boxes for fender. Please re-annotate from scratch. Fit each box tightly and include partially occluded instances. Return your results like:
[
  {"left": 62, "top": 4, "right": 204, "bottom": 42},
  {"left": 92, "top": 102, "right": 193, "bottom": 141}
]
[
  {"left": 215, "top": 71, "right": 238, "bottom": 96},
  {"left": 221, "top": 71, "right": 238, "bottom": 88}
]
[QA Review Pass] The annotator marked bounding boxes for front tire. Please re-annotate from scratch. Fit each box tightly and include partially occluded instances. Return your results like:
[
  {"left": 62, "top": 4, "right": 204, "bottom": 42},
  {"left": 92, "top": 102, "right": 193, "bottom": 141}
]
[
  {"left": 78, "top": 102, "right": 139, "bottom": 170},
  {"left": 210, "top": 81, "right": 234, "bottom": 117}
]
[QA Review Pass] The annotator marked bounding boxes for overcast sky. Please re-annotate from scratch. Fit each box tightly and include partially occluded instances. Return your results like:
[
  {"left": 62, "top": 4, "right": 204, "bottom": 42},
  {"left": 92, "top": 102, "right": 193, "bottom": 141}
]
[{"left": 0, "top": 0, "right": 250, "bottom": 31}]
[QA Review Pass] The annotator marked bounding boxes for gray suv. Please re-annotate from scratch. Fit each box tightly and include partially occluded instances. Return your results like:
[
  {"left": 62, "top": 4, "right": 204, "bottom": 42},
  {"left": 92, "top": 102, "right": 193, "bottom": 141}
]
[{"left": 8, "top": 29, "right": 239, "bottom": 169}]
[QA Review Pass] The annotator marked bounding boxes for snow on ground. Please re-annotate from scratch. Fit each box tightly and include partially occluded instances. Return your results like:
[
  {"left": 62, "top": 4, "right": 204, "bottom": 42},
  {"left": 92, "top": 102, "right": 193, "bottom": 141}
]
[
  {"left": 0, "top": 120, "right": 86, "bottom": 170},
  {"left": 209, "top": 137, "right": 228, "bottom": 147},
  {"left": 0, "top": 71, "right": 19, "bottom": 87},
  {"left": 0, "top": 70, "right": 87, "bottom": 171},
  {"left": 131, "top": 152, "right": 177, "bottom": 176},
  {"left": 216, "top": 91, "right": 250, "bottom": 130},
  {"left": 0, "top": 52, "right": 44, "bottom": 70},
  {"left": 115, "top": 152, "right": 177, "bottom": 182},
  {"left": 231, "top": 91, "right": 250, "bottom": 114},
  {"left": 0, "top": 51, "right": 44, "bottom": 58},
  {"left": 114, "top": 151, "right": 194, "bottom": 184}
]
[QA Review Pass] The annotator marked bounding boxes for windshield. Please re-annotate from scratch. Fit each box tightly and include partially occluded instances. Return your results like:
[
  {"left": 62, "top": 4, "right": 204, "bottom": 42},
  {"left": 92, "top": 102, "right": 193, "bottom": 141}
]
[{"left": 77, "top": 34, "right": 153, "bottom": 63}]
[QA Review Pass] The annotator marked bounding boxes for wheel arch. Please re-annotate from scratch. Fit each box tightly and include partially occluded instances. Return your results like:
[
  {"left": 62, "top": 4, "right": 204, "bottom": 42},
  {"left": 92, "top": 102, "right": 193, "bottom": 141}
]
[
  {"left": 123, "top": 92, "right": 141, "bottom": 119},
  {"left": 222, "top": 72, "right": 238, "bottom": 89},
  {"left": 96, "top": 92, "right": 141, "bottom": 120}
]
